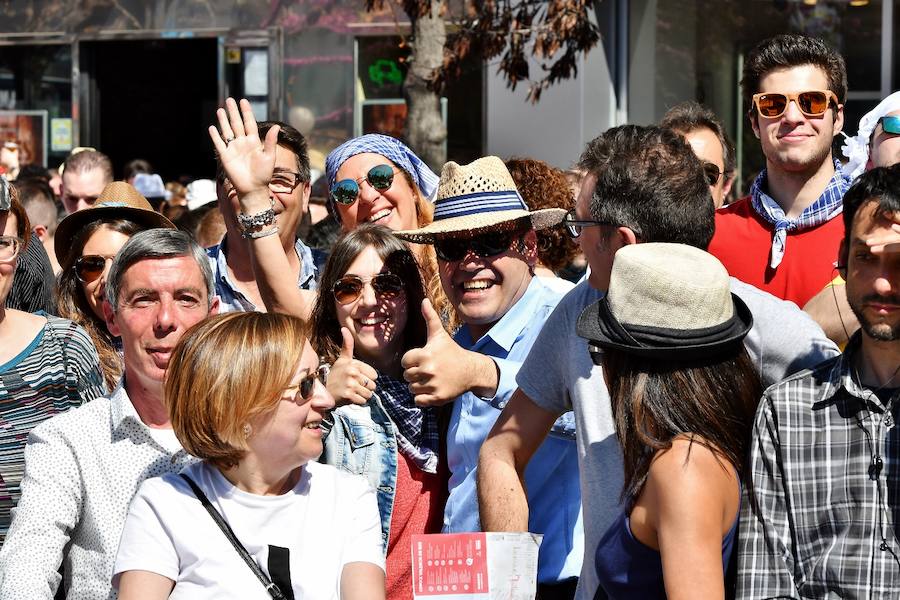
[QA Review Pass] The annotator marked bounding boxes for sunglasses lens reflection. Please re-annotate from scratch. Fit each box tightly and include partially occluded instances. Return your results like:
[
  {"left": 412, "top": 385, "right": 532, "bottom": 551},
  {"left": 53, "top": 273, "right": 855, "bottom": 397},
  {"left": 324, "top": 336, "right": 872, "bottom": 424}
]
[
  {"left": 367, "top": 165, "right": 394, "bottom": 191},
  {"left": 75, "top": 256, "right": 106, "bottom": 283},
  {"left": 330, "top": 180, "right": 360, "bottom": 206}
]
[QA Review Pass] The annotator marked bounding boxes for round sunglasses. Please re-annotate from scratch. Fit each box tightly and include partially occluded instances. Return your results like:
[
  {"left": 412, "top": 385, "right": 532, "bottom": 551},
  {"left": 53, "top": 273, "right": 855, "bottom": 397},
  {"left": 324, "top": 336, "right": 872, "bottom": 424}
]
[
  {"left": 751, "top": 90, "right": 838, "bottom": 119},
  {"left": 434, "top": 231, "right": 519, "bottom": 262},
  {"left": 330, "top": 164, "right": 397, "bottom": 206},
  {"left": 75, "top": 255, "right": 114, "bottom": 284},
  {"left": 702, "top": 162, "right": 724, "bottom": 186},
  {"left": 332, "top": 272, "right": 404, "bottom": 305}
]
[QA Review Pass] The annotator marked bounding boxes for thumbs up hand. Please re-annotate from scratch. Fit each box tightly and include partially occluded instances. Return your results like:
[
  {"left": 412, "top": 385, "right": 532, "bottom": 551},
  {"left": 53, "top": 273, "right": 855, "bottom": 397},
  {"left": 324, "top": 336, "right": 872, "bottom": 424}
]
[
  {"left": 326, "top": 327, "right": 379, "bottom": 406},
  {"left": 401, "top": 299, "right": 499, "bottom": 406}
]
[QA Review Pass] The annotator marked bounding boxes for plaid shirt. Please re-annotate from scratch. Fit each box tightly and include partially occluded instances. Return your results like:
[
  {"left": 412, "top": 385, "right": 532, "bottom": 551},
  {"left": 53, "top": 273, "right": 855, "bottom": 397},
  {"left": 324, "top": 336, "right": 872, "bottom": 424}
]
[{"left": 738, "top": 335, "right": 900, "bottom": 599}]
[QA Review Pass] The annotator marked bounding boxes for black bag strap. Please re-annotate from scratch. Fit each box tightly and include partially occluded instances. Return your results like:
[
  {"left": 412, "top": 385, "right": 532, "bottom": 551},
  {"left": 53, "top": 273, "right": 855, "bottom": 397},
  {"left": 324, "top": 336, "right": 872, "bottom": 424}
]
[{"left": 180, "top": 474, "right": 287, "bottom": 600}]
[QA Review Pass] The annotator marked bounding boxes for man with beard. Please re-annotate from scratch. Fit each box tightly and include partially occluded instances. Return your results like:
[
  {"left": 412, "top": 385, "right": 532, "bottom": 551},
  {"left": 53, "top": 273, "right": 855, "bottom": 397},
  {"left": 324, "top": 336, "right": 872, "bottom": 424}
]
[{"left": 738, "top": 164, "right": 900, "bottom": 597}]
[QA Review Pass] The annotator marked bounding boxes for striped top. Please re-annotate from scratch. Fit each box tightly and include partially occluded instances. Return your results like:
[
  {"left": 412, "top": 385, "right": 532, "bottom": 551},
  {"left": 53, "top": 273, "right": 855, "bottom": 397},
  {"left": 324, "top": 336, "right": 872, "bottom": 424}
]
[{"left": 0, "top": 315, "right": 105, "bottom": 544}]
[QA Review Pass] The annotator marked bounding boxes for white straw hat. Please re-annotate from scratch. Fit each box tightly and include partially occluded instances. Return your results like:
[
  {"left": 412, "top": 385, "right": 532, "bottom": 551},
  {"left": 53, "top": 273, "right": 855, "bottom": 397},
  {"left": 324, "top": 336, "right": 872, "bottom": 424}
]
[{"left": 394, "top": 156, "right": 566, "bottom": 243}]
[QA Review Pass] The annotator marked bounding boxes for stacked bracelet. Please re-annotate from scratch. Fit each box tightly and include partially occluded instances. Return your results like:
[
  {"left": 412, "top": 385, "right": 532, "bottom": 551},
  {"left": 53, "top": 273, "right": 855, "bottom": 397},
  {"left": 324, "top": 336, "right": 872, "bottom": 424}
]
[
  {"left": 237, "top": 198, "right": 277, "bottom": 235},
  {"left": 243, "top": 226, "right": 280, "bottom": 240}
]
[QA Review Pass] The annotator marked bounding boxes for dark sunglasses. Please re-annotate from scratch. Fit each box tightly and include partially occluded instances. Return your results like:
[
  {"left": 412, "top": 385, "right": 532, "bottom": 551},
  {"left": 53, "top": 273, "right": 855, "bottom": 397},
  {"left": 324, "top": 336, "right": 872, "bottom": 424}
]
[
  {"left": 288, "top": 364, "right": 330, "bottom": 402},
  {"left": 751, "top": 90, "right": 838, "bottom": 119},
  {"left": 330, "top": 164, "right": 396, "bottom": 206},
  {"left": 878, "top": 115, "right": 900, "bottom": 136},
  {"left": 702, "top": 162, "right": 724, "bottom": 186},
  {"left": 332, "top": 272, "right": 404, "bottom": 305},
  {"left": 75, "top": 255, "right": 112, "bottom": 284},
  {"left": 434, "top": 231, "right": 520, "bottom": 262}
]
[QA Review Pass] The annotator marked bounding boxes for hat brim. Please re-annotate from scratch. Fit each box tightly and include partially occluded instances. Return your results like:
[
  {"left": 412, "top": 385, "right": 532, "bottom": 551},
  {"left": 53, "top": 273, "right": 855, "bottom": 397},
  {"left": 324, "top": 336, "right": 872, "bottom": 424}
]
[
  {"left": 394, "top": 208, "right": 566, "bottom": 244},
  {"left": 576, "top": 293, "right": 754, "bottom": 361},
  {"left": 55, "top": 206, "right": 175, "bottom": 266}
]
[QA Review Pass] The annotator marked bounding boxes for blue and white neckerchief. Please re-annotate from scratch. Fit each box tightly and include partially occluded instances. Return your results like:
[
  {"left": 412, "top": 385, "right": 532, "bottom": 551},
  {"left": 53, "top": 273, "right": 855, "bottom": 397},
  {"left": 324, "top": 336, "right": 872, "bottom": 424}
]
[{"left": 749, "top": 158, "right": 850, "bottom": 270}]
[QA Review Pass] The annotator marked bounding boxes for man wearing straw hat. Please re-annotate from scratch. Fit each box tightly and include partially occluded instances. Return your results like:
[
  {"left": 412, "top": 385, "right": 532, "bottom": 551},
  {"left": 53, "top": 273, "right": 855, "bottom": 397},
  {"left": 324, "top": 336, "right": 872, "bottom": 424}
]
[{"left": 395, "top": 156, "right": 583, "bottom": 598}]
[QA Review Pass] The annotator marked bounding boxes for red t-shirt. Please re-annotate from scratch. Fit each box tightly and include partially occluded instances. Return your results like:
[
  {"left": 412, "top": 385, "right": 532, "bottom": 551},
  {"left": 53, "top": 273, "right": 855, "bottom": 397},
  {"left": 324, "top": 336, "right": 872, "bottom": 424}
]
[
  {"left": 385, "top": 452, "right": 446, "bottom": 600},
  {"left": 708, "top": 196, "right": 844, "bottom": 307}
]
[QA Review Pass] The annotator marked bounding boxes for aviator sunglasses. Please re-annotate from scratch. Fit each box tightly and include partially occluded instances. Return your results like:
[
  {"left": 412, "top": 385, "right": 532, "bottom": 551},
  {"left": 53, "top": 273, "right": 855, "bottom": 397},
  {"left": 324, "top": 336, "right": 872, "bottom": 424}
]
[
  {"left": 751, "top": 90, "right": 838, "bottom": 119},
  {"left": 332, "top": 272, "right": 404, "bottom": 305},
  {"left": 878, "top": 115, "right": 900, "bottom": 136},
  {"left": 434, "top": 231, "right": 520, "bottom": 262},
  {"left": 75, "top": 255, "right": 113, "bottom": 284},
  {"left": 330, "top": 164, "right": 397, "bottom": 206},
  {"left": 285, "top": 364, "right": 330, "bottom": 402}
]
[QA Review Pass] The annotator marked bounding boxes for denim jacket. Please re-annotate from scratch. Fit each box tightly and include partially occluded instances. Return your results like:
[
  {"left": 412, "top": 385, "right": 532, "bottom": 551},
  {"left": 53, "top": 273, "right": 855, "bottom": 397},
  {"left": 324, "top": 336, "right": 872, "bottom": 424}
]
[{"left": 321, "top": 394, "right": 397, "bottom": 554}]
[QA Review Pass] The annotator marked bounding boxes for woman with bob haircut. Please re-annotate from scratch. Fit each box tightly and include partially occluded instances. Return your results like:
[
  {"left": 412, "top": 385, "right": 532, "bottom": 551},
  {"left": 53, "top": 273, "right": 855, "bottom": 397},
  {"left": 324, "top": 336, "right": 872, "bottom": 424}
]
[
  {"left": 311, "top": 223, "right": 446, "bottom": 600},
  {"left": 208, "top": 97, "right": 453, "bottom": 326},
  {"left": 576, "top": 243, "right": 761, "bottom": 599},
  {"left": 114, "top": 312, "right": 385, "bottom": 600}
]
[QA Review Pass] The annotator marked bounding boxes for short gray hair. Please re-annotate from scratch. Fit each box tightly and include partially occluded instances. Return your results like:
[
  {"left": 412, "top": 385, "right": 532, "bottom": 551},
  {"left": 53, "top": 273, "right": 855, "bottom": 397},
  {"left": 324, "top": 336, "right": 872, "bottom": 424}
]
[{"left": 106, "top": 229, "right": 215, "bottom": 312}]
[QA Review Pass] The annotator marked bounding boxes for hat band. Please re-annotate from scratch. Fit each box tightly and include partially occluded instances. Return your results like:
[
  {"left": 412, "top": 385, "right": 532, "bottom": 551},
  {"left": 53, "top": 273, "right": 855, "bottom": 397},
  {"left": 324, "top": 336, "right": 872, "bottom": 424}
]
[
  {"left": 593, "top": 296, "right": 749, "bottom": 358},
  {"left": 433, "top": 190, "right": 527, "bottom": 221}
]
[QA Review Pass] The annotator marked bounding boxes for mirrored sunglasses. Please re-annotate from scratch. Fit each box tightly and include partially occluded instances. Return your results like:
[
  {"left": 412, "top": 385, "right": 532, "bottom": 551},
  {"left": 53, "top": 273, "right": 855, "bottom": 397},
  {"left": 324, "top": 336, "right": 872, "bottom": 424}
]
[
  {"left": 74, "top": 255, "right": 111, "bottom": 283},
  {"left": 332, "top": 272, "right": 404, "bottom": 305},
  {"left": 878, "top": 115, "right": 900, "bottom": 136},
  {"left": 752, "top": 90, "right": 838, "bottom": 119},
  {"left": 434, "top": 231, "right": 517, "bottom": 262},
  {"left": 0, "top": 236, "right": 23, "bottom": 263},
  {"left": 330, "top": 164, "right": 396, "bottom": 206}
]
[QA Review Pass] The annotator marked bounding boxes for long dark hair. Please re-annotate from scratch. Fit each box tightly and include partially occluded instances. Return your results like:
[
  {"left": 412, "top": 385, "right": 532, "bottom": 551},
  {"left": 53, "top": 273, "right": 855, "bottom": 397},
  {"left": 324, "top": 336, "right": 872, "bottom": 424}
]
[
  {"left": 602, "top": 347, "right": 762, "bottom": 508},
  {"left": 310, "top": 223, "right": 429, "bottom": 365},
  {"left": 56, "top": 219, "right": 143, "bottom": 389}
]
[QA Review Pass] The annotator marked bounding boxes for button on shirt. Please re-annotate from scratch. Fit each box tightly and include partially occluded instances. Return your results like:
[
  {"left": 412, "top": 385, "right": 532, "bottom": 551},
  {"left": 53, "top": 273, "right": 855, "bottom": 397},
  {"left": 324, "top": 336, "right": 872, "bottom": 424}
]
[
  {"left": 738, "top": 334, "right": 900, "bottom": 599},
  {"left": 443, "top": 278, "right": 584, "bottom": 584},
  {"left": 0, "top": 381, "right": 193, "bottom": 600},
  {"left": 207, "top": 236, "right": 320, "bottom": 313}
]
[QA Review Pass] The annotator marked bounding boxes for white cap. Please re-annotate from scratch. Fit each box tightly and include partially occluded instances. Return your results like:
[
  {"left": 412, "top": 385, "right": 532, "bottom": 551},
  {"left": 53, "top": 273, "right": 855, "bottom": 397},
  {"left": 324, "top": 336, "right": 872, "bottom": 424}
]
[
  {"left": 186, "top": 179, "right": 218, "bottom": 210},
  {"left": 841, "top": 90, "right": 900, "bottom": 181}
]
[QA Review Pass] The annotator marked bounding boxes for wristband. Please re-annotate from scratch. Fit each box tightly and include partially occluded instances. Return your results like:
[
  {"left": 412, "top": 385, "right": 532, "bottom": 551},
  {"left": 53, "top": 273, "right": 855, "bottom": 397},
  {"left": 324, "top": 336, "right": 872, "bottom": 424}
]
[{"left": 242, "top": 225, "right": 279, "bottom": 240}]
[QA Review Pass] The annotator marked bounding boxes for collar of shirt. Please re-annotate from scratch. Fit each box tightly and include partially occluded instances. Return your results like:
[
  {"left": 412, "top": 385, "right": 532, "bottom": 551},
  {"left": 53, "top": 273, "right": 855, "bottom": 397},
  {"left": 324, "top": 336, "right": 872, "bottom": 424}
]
[
  {"left": 815, "top": 333, "right": 900, "bottom": 416},
  {"left": 208, "top": 235, "right": 318, "bottom": 311},
  {"left": 108, "top": 378, "right": 183, "bottom": 452},
  {"left": 749, "top": 158, "right": 850, "bottom": 270},
  {"left": 454, "top": 277, "right": 551, "bottom": 354}
]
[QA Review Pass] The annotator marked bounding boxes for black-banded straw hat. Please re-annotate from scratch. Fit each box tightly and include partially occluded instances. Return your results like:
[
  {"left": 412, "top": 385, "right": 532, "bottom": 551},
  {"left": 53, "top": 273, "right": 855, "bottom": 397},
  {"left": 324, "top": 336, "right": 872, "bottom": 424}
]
[
  {"left": 55, "top": 181, "right": 175, "bottom": 266},
  {"left": 576, "top": 243, "right": 753, "bottom": 360},
  {"left": 394, "top": 156, "right": 566, "bottom": 243}
]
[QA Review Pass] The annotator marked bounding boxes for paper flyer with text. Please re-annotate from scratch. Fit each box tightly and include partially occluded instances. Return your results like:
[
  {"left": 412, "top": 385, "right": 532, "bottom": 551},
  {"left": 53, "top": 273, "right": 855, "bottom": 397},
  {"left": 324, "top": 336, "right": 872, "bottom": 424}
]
[{"left": 411, "top": 532, "right": 542, "bottom": 600}]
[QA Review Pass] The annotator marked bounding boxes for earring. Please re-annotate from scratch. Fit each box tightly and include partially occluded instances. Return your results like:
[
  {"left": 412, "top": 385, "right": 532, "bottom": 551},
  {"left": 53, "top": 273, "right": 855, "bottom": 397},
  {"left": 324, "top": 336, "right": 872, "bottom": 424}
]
[{"left": 242, "top": 423, "right": 252, "bottom": 438}]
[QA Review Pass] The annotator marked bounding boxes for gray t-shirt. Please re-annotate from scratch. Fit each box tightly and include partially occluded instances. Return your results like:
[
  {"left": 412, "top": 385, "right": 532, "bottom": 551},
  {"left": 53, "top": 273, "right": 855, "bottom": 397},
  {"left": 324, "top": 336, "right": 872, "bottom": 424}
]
[{"left": 516, "top": 277, "right": 839, "bottom": 600}]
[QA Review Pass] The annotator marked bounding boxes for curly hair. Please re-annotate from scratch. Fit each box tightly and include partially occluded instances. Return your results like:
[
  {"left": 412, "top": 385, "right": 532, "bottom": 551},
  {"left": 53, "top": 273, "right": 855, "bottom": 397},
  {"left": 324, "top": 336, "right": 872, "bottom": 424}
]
[{"left": 505, "top": 158, "right": 579, "bottom": 273}]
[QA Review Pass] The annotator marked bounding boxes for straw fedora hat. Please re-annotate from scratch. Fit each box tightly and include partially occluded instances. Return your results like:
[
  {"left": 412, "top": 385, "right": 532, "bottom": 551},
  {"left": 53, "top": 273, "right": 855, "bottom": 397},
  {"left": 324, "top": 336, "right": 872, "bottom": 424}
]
[
  {"left": 394, "top": 156, "right": 566, "bottom": 244},
  {"left": 55, "top": 181, "right": 175, "bottom": 265},
  {"left": 576, "top": 243, "right": 753, "bottom": 360}
]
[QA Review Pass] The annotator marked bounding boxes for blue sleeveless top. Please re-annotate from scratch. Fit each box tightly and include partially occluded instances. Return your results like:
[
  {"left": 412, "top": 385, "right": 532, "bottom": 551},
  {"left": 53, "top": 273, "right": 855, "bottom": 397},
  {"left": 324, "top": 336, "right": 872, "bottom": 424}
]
[{"left": 593, "top": 503, "right": 739, "bottom": 599}]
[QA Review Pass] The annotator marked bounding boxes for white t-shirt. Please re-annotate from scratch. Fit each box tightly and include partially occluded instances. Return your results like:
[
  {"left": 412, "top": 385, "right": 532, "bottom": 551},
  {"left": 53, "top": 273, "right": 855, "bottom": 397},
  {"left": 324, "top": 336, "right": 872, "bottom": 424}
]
[{"left": 114, "top": 461, "right": 384, "bottom": 599}]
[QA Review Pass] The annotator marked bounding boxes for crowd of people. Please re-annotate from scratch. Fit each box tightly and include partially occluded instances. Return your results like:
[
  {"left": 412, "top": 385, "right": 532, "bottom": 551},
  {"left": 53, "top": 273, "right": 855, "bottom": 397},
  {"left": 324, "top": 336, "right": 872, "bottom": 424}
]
[{"left": 0, "top": 32, "right": 897, "bottom": 599}]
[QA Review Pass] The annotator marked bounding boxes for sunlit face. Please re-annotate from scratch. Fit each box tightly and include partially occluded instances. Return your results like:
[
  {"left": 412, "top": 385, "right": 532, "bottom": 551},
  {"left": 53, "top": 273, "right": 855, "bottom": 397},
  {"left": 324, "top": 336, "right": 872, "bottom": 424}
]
[
  {"left": 334, "top": 246, "right": 408, "bottom": 365},
  {"left": 869, "top": 110, "right": 900, "bottom": 170},
  {"left": 845, "top": 202, "right": 900, "bottom": 342},
  {"left": 439, "top": 231, "right": 535, "bottom": 340},
  {"left": 62, "top": 168, "right": 109, "bottom": 213},
  {"left": 751, "top": 65, "right": 843, "bottom": 175},
  {"left": 0, "top": 212, "right": 18, "bottom": 307},
  {"left": 79, "top": 226, "right": 131, "bottom": 322},
  {"left": 334, "top": 153, "right": 419, "bottom": 231},
  {"left": 684, "top": 127, "right": 728, "bottom": 208},
  {"left": 106, "top": 256, "right": 218, "bottom": 390},
  {"left": 245, "top": 342, "right": 335, "bottom": 470}
]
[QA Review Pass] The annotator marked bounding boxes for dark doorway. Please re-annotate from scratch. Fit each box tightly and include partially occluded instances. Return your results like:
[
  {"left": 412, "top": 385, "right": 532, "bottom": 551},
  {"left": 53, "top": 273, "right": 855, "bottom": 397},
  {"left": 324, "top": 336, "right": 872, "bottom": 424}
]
[{"left": 80, "top": 38, "right": 218, "bottom": 183}]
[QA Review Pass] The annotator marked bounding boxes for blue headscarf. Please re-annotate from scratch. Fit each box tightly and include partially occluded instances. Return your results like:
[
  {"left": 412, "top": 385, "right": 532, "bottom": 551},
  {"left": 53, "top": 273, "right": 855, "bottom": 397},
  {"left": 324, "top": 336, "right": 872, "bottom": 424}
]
[{"left": 324, "top": 134, "right": 439, "bottom": 221}]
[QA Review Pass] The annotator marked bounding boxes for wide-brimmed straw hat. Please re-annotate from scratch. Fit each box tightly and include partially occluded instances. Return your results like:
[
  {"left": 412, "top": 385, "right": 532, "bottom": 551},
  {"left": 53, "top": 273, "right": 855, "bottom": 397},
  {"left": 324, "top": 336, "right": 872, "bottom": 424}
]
[
  {"left": 393, "top": 156, "right": 566, "bottom": 244},
  {"left": 576, "top": 243, "right": 753, "bottom": 360},
  {"left": 55, "top": 181, "right": 175, "bottom": 265}
]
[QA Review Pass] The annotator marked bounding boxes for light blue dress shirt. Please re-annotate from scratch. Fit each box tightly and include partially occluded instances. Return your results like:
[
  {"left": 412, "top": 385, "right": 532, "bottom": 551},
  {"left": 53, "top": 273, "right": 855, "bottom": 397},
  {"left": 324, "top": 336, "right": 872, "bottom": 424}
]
[
  {"left": 206, "top": 236, "right": 321, "bottom": 313},
  {"left": 443, "top": 277, "right": 584, "bottom": 584}
]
